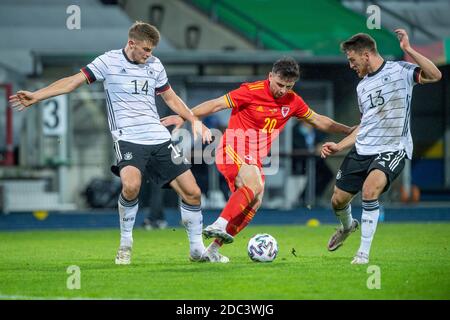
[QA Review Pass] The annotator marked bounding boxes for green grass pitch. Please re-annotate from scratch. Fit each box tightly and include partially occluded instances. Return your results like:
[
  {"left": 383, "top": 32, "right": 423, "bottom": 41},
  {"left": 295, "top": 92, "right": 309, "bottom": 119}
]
[{"left": 0, "top": 223, "right": 449, "bottom": 299}]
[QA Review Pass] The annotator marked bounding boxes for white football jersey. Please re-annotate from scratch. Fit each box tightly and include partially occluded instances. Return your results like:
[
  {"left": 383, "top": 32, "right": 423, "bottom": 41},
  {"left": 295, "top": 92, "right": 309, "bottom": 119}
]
[
  {"left": 356, "top": 60, "right": 420, "bottom": 159},
  {"left": 81, "top": 49, "right": 171, "bottom": 145}
]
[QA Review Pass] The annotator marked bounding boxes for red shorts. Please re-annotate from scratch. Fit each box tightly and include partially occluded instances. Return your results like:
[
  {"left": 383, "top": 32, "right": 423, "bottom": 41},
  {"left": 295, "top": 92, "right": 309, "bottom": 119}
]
[{"left": 215, "top": 144, "right": 265, "bottom": 192}]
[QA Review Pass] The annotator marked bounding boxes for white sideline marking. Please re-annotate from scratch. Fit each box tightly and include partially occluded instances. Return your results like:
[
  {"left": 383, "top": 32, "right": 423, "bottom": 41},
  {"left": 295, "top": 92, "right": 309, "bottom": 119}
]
[{"left": 0, "top": 293, "right": 122, "bottom": 300}]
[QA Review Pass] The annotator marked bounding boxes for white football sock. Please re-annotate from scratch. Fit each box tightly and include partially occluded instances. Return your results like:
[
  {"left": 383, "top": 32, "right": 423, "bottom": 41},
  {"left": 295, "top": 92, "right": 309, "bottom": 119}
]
[
  {"left": 359, "top": 199, "right": 380, "bottom": 256},
  {"left": 118, "top": 193, "right": 138, "bottom": 248},
  {"left": 213, "top": 217, "right": 229, "bottom": 230},
  {"left": 180, "top": 200, "right": 205, "bottom": 259},
  {"left": 334, "top": 203, "right": 353, "bottom": 230}
]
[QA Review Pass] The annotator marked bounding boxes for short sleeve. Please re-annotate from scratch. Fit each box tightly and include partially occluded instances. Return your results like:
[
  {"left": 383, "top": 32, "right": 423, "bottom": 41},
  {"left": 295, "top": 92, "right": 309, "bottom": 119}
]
[
  {"left": 224, "top": 84, "right": 252, "bottom": 109},
  {"left": 80, "top": 53, "right": 109, "bottom": 84},
  {"left": 293, "top": 94, "right": 313, "bottom": 119},
  {"left": 397, "top": 61, "right": 421, "bottom": 86},
  {"left": 155, "top": 65, "right": 171, "bottom": 95}
]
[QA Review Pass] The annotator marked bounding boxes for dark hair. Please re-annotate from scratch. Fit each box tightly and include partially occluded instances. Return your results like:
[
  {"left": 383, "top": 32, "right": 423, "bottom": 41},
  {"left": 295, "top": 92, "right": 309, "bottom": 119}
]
[
  {"left": 340, "top": 33, "right": 378, "bottom": 54},
  {"left": 128, "top": 21, "right": 160, "bottom": 46},
  {"left": 272, "top": 57, "right": 300, "bottom": 81}
]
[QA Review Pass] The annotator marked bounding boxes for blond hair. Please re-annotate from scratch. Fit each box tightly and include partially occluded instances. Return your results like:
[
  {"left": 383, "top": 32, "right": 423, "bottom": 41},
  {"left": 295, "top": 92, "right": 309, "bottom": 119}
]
[{"left": 128, "top": 21, "right": 160, "bottom": 46}]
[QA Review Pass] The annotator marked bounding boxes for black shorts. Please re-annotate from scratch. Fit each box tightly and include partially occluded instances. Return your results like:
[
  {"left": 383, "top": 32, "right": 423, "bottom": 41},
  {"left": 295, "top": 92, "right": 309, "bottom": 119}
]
[
  {"left": 335, "top": 147, "right": 407, "bottom": 194},
  {"left": 111, "top": 140, "right": 191, "bottom": 188}
]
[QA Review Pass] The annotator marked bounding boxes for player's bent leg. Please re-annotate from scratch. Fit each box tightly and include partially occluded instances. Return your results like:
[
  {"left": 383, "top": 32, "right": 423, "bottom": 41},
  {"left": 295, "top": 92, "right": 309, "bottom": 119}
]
[
  {"left": 237, "top": 164, "right": 264, "bottom": 196},
  {"left": 204, "top": 191, "right": 264, "bottom": 260},
  {"left": 227, "top": 190, "right": 263, "bottom": 236},
  {"left": 201, "top": 185, "right": 264, "bottom": 262},
  {"left": 120, "top": 166, "right": 142, "bottom": 201},
  {"left": 170, "top": 170, "right": 202, "bottom": 206},
  {"left": 353, "top": 169, "right": 387, "bottom": 264},
  {"left": 203, "top": 164, "right": 262, "bottom": 244},
  {"left": 116, "top": 166, "right": 141, "bottom": 265},
  {"left": 170, "top": 170, "right": 205, "bottom": 261},
  {"left": 362, "top": 169, "right": 387, "bottom": 200},
  {"left": 328, "top": 186, "right": 359, "bottom": 252}
]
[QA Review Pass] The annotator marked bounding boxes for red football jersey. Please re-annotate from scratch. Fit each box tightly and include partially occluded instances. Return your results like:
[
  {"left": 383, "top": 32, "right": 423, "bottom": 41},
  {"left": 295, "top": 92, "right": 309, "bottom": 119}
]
[{"left": 217, "top": 79, "right": 313, "bottom": 166}]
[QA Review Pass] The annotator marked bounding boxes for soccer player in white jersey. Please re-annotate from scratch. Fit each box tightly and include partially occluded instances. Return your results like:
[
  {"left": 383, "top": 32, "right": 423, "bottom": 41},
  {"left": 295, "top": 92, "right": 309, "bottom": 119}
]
[
  {"left": 9, "top": 22, "right": 221, "bottom": 264},
  {"left": 321, "top": 29, "right": 441, "bottom": 264}
]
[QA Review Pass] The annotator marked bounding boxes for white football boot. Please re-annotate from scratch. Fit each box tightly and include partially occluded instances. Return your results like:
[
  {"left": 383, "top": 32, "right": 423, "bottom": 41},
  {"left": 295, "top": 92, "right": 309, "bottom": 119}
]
[
  {"left": 327, "top": 219, "right": 359, "bottom": 251},
  {"left": 351, "top": 251, "right": 369, "bottom": 265},
  {"left": 115, "top": 246, "right": 132, "bottom": 265},
  {"left": 197, "top": 242, "right": 230, "bottom": 263},
  {"left": 202, "top": 224, "right": 234, "bottom": 244},
  {"left": 201, "top": 250, "right": 230, "bottom": 263}
]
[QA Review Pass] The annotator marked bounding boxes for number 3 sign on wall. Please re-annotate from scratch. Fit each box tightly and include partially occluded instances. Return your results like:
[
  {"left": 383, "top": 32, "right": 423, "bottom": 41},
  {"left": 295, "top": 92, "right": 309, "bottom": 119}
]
[{"left": 42, "top": 95, "right": 68, "bottom": 136}]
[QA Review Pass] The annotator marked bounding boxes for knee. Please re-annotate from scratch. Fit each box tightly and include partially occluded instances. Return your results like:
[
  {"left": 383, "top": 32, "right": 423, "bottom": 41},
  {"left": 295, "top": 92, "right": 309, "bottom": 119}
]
[
  {"left": 183, "top": 185, "right": 202, "bottom": 205},
  {"left": 331, "top": 193, "right": 348, "bottom": 210},
  {"left": 247, "top": 181, "right": 263, "bottom": 197},
  {"left": 238, "top": 165, "right": 263, "bottom": 196},
  {"left": 362, "top": 187, "right": 381, "bottom": 200},
  {"left": 122, "top": 181, "right": 141, "bottom": 200},
  {"left": 251, "top": 197, "right": 262, "bottom": 211},
  {"left": 243, "top": 172, "right": 263, "bottom": 196}
]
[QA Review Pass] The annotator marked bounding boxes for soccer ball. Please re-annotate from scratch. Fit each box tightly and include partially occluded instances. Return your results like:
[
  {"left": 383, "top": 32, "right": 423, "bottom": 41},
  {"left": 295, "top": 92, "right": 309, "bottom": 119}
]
[{"left": 247, "top": 233, "right": 278, "bottom": 262}]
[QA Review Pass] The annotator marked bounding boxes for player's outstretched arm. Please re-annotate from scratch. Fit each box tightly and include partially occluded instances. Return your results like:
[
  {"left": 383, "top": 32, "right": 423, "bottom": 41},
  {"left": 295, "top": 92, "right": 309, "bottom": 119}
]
[
  {"left": 305, "top": 112, "right": 354, "bottom": 135},
  {"left": 191, "top": 96, "right": 228, "bottom": 118},
  {"left": 161, "top": 96, "right": 226, "bottom": 125},
  {"left": 395, "top": 28, "right": 442, "bottom": 84},
  {"left": 160, "top": 96, "right": 226, "bottom": 141},
  {"left": 9, "top": 72, "right": 86, "bottom": 111},
  {"left": 321, "top": 125, "right": 360, "bottom": 159},
  {"left": 160, "top": 88, "right": 212, "bottom": 143}
]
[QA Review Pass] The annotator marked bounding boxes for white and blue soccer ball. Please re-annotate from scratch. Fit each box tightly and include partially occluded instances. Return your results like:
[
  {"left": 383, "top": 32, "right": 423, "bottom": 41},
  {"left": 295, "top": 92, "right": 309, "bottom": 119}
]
[{"left": 247, "top": 233, "right": 278, "bottom": 262}]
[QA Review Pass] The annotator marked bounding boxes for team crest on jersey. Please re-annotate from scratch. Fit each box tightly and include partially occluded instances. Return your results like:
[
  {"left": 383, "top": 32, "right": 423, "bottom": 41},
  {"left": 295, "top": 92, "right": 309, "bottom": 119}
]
[
  {"left": 382, "top": 75, "right": 391, "bottom": 84},
  {"left": 281, "top": 106, "right": 290, "bottom": 117},
  {"left": 124, "top": 152, "right": 133, "bottom": 160},
  {"left": 147, "top": 68, "right": 154, "bottom": 76}
]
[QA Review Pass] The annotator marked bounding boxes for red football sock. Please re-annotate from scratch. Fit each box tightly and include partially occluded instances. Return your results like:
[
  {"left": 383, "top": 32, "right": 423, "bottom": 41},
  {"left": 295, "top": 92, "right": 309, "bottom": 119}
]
[
  {"left": 219, "top": 186, "right": 254, "bottom": 222},
  {"left": 227, "top": 206, "right": 256, "bottom": 236}
]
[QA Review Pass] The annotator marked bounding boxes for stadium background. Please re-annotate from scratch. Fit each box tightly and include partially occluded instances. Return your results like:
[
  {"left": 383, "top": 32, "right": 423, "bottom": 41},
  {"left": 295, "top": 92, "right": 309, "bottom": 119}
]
[{"left": 0, "top": 0, "right": 449, "bottom": 300}]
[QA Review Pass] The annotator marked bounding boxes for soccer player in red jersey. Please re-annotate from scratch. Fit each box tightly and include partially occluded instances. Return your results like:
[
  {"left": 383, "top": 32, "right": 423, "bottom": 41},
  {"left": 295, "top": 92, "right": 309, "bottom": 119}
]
[{"left": 163, "top": 57, "right": 355, "bottom": 262}]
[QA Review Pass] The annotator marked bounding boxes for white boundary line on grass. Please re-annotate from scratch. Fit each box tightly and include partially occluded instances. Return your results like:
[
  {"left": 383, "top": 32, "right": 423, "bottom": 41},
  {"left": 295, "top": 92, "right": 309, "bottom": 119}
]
[{"left": 0, "top": 293, "right": 122, "bottom": 300}]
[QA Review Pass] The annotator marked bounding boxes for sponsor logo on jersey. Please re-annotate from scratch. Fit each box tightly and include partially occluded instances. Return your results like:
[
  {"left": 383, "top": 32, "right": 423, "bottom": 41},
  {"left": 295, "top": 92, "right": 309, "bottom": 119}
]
[{"left": 336, "top": 170, "right": 342, "bottom": 180}]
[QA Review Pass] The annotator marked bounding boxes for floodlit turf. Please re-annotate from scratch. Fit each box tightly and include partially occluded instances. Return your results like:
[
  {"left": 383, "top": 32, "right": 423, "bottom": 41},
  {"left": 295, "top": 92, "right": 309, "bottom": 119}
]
[{"left": 0, "top": 223, "right": 449, "bottom": 300}]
